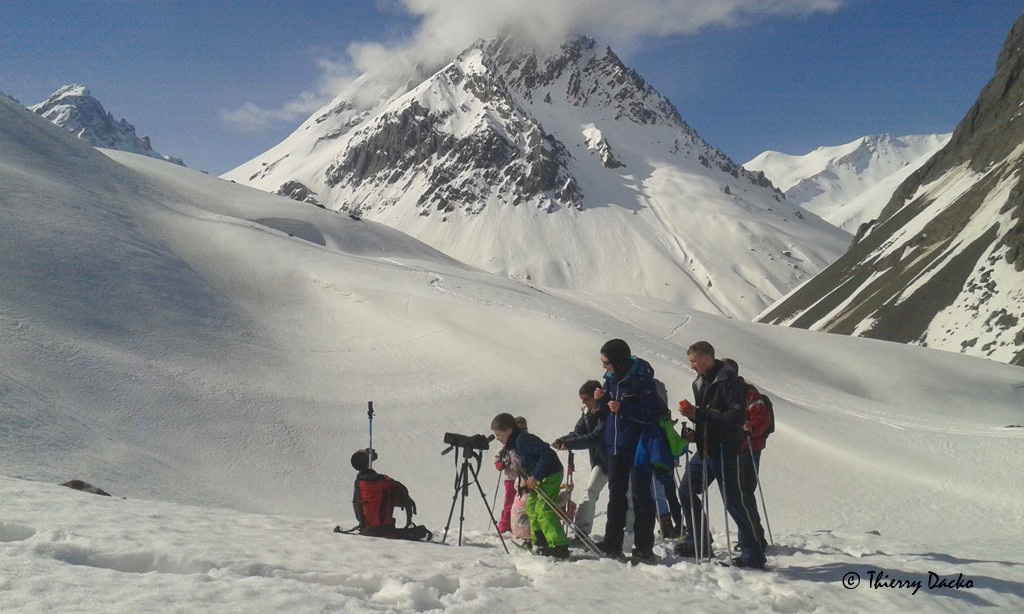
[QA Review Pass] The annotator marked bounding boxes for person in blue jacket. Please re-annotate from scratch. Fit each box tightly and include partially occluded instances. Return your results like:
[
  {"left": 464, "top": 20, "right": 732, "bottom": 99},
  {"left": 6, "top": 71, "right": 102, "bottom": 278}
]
[
  {"left": 491, "top": 413, "right": 569, "bottom": 558},
  {"left": 593, "top": 338, "right": 661, "bottom": 562}
]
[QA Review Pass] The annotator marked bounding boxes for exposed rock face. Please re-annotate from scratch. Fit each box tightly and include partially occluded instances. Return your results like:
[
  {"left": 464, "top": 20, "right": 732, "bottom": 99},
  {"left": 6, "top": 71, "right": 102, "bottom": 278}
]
[
  {"left": 29, "top": 85, "right": 185, "bottom": 166},
  {"left": 276, "top": 180, "right": 324, "bottom": 208},
  {"left": 759, "top": 16, "right": 1024, "bottom": 366},
  {"left": 62, "top": 479, "right": 112, "bottom": 496}
]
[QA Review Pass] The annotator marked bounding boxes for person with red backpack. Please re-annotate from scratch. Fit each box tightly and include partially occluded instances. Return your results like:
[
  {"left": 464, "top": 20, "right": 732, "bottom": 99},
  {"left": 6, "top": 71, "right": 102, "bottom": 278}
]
[
  {"left": 677, "top": 342, "right": 766, "bottom": 569},
  {"left": 723, "top": 358, "right": 769, "bottom": 552}
]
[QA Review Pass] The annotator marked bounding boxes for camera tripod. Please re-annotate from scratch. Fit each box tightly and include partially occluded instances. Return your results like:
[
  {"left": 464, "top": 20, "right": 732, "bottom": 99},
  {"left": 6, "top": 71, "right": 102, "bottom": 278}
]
[{"left": 441, "top": 443, "right": 509, "bottom": 553}]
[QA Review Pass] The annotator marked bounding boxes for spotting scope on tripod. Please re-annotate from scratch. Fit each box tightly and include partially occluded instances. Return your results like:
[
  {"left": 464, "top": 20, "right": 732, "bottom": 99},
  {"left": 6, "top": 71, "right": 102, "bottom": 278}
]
[{"left": 440, "top": 432, "right": 509, "bottom": 553}]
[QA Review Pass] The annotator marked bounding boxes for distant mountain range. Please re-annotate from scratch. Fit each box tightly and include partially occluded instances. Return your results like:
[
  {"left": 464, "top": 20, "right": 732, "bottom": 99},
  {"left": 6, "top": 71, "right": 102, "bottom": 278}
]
[
  {"left": 29, "top": 84, "right": 184, "bottom": 166},
  {"left": 745, "top": 133, "right": 950, "bottom": 234},
  {"left": 224, "top": 36, "right": 849, "bottom": 320},
  {"left": 20, "top": 21, "right": 1022, "bottom": 367},
  {"left": 759, "top": 15, "right": 1024, "bottom": 367}
]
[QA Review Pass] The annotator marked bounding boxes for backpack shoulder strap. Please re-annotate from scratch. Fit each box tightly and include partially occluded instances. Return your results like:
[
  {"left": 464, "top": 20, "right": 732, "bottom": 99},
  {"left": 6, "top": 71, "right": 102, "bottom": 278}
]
[{"left": 389, "top": 479, "right": 417, "bottom": 528}]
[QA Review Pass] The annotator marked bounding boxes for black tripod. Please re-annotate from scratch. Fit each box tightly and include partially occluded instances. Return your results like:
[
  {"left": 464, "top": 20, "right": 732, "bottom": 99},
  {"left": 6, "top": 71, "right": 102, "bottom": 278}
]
[{"left": 441, "top": 443, "right": 509, "bottom": 553}]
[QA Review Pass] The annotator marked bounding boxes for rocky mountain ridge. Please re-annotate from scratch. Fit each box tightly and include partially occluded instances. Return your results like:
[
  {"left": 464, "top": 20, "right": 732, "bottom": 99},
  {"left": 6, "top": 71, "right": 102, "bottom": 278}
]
[
  {"left": 759, "top": 15, "right": 1024, "bottom": 366},
  {"left": 29, "top": 85, "right": 184, "bottom": 166}
]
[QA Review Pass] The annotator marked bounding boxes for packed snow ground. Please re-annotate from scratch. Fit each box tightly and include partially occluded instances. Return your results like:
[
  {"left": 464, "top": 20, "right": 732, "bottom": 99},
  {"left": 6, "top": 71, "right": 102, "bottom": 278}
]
[
  {"left": 3, "top": 475, "right": 1023, "bottom": 613},
  {"left": 2, "top": 96, "right": 1023, "bottom": 612}
]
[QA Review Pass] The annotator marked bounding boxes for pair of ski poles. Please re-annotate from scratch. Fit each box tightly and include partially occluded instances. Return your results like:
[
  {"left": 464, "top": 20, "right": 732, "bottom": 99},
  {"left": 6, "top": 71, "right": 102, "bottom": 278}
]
[{"left": 677, "top": 433, "right": 773, "bottom": 564}]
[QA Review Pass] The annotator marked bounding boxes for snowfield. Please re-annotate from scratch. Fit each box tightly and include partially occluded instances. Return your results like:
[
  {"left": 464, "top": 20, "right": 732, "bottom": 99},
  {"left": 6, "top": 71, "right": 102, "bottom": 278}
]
[
  {"left": 1, "top": 96, "right": 1023, "bottom": 612},
  {"left": 2, "top": 475, "right": 1023, "bottom": 613}
]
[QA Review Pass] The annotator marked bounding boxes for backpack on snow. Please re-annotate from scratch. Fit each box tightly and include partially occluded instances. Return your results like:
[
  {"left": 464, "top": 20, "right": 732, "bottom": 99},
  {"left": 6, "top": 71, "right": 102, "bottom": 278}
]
[{"left": 335, "top": 474, "right": 433, "bottom": 541}]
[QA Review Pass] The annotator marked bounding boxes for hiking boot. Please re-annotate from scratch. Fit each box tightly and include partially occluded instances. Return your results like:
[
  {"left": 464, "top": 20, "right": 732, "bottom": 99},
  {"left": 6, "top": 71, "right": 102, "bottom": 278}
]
[
  {"left": 630, "top": 548, "right": 659, "bottom": 565},
  {"left": 596, "top": 541, "right": 625, "bottom": 559},
  {"left": 537, "top": 544, "right": 570, "bottom": 559},
  {"left": 673, "top": 542, "right": 696, "bottom": 557},
  {"left": 731, "top": 556, "right": 767, "bottom": 569},
  {"left": 734, "top": 540, "right": 769, "bottom": 552},
  {"left": 659, "top": 514, "right": 675, "bottom": 538}
]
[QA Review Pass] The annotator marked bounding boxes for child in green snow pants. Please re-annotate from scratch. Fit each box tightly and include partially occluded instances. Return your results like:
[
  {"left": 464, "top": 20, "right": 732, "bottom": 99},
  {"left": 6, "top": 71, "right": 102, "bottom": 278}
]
[{"left": 526, "top": 472, "right": 568, "bottom": 547}]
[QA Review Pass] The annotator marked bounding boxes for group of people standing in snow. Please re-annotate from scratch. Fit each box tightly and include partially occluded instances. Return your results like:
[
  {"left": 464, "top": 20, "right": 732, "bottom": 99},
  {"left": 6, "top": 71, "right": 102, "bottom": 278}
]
[{"left": 491, "top": 338, "right": 770, "bottom": 568}]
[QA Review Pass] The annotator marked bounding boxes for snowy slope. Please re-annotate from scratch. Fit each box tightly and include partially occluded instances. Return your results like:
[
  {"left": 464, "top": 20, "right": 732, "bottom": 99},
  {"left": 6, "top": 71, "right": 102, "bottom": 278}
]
[
  {"left": 759, "top": 16, "right": 1024, "bottom": 367},
  {"left": 28, "top": 84, "right": 185, "bottom": 166},
  {"left": 2, "top": 85, "right": 1023, "bottom": 612},
  {"left": 745, "top": 134, "right": 949, "bottom": 232},
  {"left": 225, "top": 38, "right": 849, "bottom": 320}
]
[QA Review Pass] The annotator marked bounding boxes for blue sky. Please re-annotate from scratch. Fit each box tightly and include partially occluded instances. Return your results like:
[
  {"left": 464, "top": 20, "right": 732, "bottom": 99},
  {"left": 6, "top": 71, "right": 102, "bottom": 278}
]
[{"left": 1, "top": 1, "right": 1020, "bottom": 175}]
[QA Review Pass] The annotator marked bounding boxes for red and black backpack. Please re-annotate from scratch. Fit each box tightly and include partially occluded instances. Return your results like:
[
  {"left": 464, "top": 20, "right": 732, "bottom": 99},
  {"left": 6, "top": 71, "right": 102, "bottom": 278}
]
[{"left": 336, "top": 473, "right": 432, "bottom": 541}]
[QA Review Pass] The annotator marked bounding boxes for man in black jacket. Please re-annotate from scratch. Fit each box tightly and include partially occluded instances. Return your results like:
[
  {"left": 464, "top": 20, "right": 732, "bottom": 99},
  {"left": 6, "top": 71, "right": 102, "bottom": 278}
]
[{"left": 677, "top": 341, "right": 766, "bottom": 568}]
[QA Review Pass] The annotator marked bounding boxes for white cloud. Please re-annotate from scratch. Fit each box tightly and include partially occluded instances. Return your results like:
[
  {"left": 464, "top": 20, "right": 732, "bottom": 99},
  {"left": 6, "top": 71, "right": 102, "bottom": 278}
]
[
  {"left": 222, "top": 0, "right": 842, "bottom": 132},
  {"left": 221, "top": 58, "right": 358, "bottom": 133},
  {"left": 391, "top": 0, "right": 844, "bottom": 62}
]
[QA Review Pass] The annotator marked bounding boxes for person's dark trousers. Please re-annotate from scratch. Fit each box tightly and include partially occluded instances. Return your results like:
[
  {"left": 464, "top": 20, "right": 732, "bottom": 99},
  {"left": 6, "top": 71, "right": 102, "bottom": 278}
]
[
  {"left": 740, "top": 450, "right": 766, "bottom": 550},
  {"left": 711, "top": 449, "right": 766, "bottom": 564},
  {"left": 677, "top": 454, "right": 714, "bottom": 552},
  {"left": 604, "top": 452, "right": 656, "bottom": 553}
]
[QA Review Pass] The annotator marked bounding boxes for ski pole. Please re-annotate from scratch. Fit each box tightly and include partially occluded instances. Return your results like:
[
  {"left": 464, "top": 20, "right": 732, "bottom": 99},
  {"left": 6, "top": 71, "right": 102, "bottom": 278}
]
[
  {"left": 367, "top": 401, "right": 375, "bottom": 469},
  {"left": 683, "top": 446, "right": 700, "bottom": 564},
  {"left": 563, "top": 451, "right": 576, "bottom": 534},
  {"left": 747, "top": 434, "right": 774, "bottom": 546},
  {"left": 701, "top": 432, "right": 712, "bottom": 561},
  {"left": 518, "top": 470, "right": 602, "bottom": 556},
  {"left": 718, "top": 447, "right": 732, "bottom": 557},
  {"left": 491, "top": 471, "right": 502, "bottom": 516}
]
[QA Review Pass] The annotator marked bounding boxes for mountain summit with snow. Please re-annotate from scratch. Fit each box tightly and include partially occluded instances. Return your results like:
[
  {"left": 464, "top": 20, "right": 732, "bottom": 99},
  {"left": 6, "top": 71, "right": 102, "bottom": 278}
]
[
  {"left": 226, "top": 37, "right": 848, "bottom": 320},
  {"left": 745, "top": 133, "right": 950, "bottom": 233},
  {"left": 759, "top": 15, "right": 1024, "bottom": 367},
  {"left": 29, "top": 84, "right": 185, "bottom": 166}
]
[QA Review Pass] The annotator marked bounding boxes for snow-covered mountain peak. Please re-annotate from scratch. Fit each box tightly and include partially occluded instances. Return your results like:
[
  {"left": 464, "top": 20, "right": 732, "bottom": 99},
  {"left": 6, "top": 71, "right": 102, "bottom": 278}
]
[
  {"left": 226, "top": 35, "right": 847, "bottom": 320},
  {"left": 745, "top": 133, "right": 950, "bottom": 232},
  {"left": 29, "top": 84, "right": 185, "bottom": 166}
]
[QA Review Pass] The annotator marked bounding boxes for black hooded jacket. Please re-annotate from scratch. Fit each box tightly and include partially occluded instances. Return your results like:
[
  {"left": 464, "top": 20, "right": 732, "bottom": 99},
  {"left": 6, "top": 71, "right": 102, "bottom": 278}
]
[
  {"left": 691, "top": 360, "right": 745, "bottom": 457},
  {"left": 555, "top": 407, "right": 609, "bottom": 474}
]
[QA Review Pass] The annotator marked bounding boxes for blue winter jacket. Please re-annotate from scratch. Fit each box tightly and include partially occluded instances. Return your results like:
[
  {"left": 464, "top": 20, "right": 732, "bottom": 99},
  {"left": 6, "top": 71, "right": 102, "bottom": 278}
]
[
  {"left": 600, "top": 356, "right": 662, "bottom": 457},
  {"left": 508, "top": 429, "right": 564, "bottom": 481}
]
